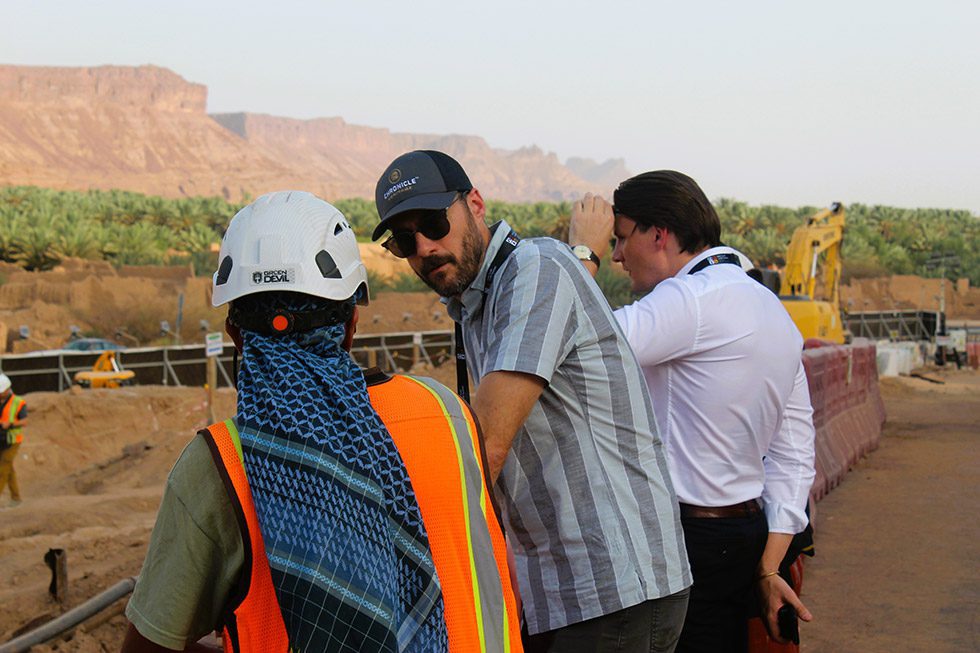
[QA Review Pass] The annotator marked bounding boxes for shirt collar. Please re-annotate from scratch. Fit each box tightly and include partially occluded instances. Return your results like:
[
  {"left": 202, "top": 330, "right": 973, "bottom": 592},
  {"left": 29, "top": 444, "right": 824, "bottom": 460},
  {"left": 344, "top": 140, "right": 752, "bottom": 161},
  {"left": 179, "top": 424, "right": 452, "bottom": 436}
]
[
  {"left": 675, "top": 245, "right": 749, "bottom": 277},
  {"left": 444, "top": 220, "right": 511, "bottom": 322}
]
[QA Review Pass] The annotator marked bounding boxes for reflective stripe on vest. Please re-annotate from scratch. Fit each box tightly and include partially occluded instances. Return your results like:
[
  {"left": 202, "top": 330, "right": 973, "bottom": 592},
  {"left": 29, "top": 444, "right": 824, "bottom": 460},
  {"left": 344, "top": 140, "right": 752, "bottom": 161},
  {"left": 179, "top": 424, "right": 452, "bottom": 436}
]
[
  {"left": 201, "top": 419, "right": 289, "bottom": 653},
  {"left": 368, "top": 374, "right": 521, "bottom": 653},
  {"left": 2, "top": 395, "right": 25, "bottom": 445}
]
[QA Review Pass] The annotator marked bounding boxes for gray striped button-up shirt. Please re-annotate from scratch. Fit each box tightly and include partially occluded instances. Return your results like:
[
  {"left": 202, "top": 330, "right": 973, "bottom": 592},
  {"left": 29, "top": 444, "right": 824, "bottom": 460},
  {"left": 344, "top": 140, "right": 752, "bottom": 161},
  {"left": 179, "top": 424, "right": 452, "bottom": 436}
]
[{"left": 446, "top": 222, "right": 691, "bottom": 635}]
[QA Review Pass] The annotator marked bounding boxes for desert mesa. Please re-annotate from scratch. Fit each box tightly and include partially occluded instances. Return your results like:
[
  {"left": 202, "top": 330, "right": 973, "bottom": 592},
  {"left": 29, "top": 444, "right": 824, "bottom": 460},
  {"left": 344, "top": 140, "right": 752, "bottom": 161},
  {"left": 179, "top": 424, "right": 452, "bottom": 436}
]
[{"left": 0, "top": 64, "right": 627, "bottom": 203}]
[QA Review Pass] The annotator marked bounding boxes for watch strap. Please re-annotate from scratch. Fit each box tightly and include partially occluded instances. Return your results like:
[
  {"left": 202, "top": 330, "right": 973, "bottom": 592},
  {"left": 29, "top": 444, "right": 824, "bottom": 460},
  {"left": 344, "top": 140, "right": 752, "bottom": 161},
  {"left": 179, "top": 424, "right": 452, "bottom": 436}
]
[{"left": 572, "top": 245, "right": 600, "bottom": 268}]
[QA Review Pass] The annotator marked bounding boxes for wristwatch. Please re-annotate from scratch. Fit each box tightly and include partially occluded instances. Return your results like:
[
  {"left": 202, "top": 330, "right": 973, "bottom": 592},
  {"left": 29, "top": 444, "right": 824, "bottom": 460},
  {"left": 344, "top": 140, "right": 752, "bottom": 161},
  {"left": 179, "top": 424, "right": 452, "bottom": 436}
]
[{"left": 571, "top": 245, "right": 600, "bottom": 268}]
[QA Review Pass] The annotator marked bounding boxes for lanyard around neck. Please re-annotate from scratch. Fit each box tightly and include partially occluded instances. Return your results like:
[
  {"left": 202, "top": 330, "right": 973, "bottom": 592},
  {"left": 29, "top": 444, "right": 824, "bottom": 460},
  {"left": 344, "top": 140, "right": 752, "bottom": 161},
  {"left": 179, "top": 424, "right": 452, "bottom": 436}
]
[
  {"left": 455, "top": 227, "right": 520, "bottom": 403},
  {"left": 483, "top": 229, "right": 521, "bottom": 294},
  {"left": 687, "top": 252, "right": 741, "bottom": 275}
]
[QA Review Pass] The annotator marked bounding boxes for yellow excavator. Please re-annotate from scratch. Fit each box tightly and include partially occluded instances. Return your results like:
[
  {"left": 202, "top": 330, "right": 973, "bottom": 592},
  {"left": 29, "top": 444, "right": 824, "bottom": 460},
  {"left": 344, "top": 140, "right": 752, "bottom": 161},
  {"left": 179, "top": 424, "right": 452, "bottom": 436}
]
[{"left": 778, "top": 202, "right": 846, "bottom": 343}]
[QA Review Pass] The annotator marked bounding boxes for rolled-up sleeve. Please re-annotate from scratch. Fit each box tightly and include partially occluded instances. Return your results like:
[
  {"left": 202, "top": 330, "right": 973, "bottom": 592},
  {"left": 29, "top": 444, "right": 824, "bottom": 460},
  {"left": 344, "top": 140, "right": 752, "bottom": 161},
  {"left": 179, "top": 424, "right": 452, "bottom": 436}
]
[{"left": 762, "top": 360, "right": 816, "bottom": 534}]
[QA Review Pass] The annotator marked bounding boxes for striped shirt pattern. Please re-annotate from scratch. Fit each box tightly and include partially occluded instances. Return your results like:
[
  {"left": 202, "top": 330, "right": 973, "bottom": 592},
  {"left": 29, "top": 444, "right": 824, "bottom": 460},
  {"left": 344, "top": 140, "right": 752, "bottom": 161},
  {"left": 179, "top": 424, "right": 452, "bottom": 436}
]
[{"left": 446, "top": 222, "right": 692, "bottom": 635}]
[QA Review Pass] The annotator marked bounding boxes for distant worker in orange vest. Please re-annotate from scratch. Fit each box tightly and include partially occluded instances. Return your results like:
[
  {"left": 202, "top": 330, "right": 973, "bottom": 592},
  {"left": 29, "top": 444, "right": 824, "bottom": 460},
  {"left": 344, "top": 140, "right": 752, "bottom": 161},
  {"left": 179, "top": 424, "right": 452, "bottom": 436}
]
[
  {"left": 0, "top": 373, "right": 28, "bottom": 508},
  {"left": 121, "top": 191, "right": 520, "bottom": 653}
]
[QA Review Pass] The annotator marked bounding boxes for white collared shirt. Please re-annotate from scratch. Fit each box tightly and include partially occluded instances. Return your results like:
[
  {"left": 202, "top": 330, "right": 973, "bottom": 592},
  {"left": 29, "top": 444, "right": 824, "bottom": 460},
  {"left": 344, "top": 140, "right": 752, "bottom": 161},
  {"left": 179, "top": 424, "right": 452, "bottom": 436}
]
[{"left": 614, "top": 246, "right": 816, "bottom": 533}]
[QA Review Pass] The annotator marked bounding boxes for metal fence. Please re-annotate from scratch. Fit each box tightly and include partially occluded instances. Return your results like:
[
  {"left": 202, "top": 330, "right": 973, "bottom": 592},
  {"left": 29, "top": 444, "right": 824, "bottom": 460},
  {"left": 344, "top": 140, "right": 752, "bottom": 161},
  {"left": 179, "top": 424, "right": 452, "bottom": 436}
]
[
  {"left": 846, "top": 310, "right": 944, "bottom": 341},
  {"left": 0, "top": 330, "right": 455, "bottom": 394}
]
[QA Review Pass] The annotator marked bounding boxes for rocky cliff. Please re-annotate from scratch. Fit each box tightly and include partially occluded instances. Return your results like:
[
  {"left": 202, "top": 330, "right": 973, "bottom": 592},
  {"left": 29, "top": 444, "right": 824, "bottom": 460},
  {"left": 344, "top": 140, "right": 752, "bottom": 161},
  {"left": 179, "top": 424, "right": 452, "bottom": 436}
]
[
  {"left": 0, "top": 64, "right": 625, "bottom": 202},
  {"left": 566, "top": 157, "right": 633, "bottom": 190},
  {"left": 0, "top": 64, "right": 206, "bottom": 111}
]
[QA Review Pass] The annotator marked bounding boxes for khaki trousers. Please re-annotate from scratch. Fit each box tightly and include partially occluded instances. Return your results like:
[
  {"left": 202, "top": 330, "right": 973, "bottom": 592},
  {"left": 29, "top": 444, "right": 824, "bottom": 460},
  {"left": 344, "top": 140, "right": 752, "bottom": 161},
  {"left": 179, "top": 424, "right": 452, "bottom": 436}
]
[{"left": 0, "top": 442, "right": 21, "bottom": 501}]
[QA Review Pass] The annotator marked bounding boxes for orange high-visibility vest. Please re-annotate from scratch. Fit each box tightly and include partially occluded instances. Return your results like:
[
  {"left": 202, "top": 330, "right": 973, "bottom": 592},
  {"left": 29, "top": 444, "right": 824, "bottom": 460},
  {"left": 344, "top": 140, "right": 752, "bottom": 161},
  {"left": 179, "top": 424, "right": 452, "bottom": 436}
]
[
  {"left": 368, "top": 372, "right": 522, "bottom": 653},
  {"left": 202, "top": 418, "right": 288, "bottom": 653},
  {"left": 1, "top": 394, "right": 26, "bottom": 445},
  {"left": 202, "top": 371, "right": 521, "bottom": 653}
]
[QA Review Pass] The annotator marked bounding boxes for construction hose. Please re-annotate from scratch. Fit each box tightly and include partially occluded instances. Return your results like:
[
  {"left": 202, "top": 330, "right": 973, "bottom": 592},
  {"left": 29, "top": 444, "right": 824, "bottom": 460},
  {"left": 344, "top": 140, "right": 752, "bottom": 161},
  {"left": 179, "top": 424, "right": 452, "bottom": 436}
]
[{"left": 0, "top": 577, "right": 136, "bottom": 653}]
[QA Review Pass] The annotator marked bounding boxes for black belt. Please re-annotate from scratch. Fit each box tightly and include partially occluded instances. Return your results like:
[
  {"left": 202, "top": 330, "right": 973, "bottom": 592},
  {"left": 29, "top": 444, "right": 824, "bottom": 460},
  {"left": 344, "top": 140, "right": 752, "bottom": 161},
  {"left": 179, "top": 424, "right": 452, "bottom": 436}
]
[{"left": 679, "top": 499, "right": 762, "bottom": 519}]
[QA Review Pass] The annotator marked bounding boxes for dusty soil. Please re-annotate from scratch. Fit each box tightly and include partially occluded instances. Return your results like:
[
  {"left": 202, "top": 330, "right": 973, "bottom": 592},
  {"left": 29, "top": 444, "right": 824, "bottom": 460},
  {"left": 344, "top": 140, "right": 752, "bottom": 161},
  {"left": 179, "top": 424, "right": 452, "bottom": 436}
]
[
  {"left": 0, "top": 257, "right": 437, "bottom": 354},
  {"left": 0, "top": 367, "right": 975, "bottom": 651},
  {"left": 0, "top": 385, "right": 238, "bottom": 651},
  {"left": 841, "top": 275, "right": 980, "bottom": 319},
  {"left": 801, "top": 368, "right": 980, "bottom": 652},
  {"left": 357, "top": 291, "right": 454, "bottom": 335},
  {"left": 3, "top": 256, "right": 973, "bottom": 355}
]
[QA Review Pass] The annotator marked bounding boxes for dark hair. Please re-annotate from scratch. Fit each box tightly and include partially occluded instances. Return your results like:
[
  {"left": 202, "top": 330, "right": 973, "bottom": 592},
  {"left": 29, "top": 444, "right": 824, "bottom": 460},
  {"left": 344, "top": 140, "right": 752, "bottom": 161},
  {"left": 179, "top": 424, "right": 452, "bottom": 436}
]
[{"left": 612, "top": 170, "right": 721, "bottom": 254}]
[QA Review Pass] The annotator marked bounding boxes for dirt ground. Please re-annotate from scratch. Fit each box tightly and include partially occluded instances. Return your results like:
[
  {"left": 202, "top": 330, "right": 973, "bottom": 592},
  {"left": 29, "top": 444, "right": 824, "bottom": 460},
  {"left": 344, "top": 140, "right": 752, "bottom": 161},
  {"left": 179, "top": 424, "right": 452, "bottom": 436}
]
[
  {"left": 0, "top": 367, "right": 977, "bottom": 651},
  {"left": 800, "top": 368, "right": 980, "bottom": 652},
  {"left": 0, "top": 257, "right": 436, "bottom": 354},
  {"left": 841, "top": 275, "right": 980, "bottom": 319},
  {"left": 0, "top": 385, "right": 239, "bottom": 652},
  {"left": 2, "top": 258, "right": 976, "bottom": 355}
]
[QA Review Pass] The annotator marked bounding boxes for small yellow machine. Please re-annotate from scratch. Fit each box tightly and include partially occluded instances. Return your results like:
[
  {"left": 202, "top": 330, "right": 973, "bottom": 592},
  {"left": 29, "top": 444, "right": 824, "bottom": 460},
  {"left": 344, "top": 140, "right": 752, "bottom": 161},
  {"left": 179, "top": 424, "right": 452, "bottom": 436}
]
[
  {"left": 74, "top": 351, "right": 136, "bottom": 389},
  {"left": 779, "top": 202, "right": 846, "bottom": 343}
]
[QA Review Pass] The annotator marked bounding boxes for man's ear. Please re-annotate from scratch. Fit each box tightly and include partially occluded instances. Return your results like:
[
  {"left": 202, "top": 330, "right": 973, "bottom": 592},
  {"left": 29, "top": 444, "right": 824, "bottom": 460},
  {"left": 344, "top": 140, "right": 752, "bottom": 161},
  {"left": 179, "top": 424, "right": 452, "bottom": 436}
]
[
  {"left": 466, "top": 188, "right": 487, "bottom": 222},
  {"left": 225, "top": 316, "right": 243, "bottom": 353},
  {"left": 342, "top": 306, "right": 359, "bottom": 352}
]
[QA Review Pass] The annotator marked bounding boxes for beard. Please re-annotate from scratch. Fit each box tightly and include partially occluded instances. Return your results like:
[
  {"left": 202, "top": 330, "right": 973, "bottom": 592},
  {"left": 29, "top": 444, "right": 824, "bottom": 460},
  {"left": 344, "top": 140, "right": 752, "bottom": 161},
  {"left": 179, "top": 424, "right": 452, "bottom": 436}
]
[{"left": 416, "top": 214, "right": 485, "bottom": 298}]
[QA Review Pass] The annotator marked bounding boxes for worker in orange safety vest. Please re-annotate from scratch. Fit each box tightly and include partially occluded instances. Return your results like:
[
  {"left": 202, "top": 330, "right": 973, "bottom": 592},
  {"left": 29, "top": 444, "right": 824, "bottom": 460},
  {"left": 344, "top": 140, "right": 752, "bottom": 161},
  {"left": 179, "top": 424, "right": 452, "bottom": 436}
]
[
  {"left": 0, "top": 373, "right": 28, "bottom": 507},
  {"left": 122, "top": 191, "right": 521, "bottom": 653}
]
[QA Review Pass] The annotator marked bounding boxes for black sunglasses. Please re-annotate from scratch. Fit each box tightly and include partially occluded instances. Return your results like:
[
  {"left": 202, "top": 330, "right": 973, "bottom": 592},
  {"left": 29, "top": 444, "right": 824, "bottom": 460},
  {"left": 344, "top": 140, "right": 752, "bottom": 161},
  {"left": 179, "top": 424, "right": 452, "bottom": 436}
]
[{"left": 381, "top": 193, "right": 465, "bottom": 258}]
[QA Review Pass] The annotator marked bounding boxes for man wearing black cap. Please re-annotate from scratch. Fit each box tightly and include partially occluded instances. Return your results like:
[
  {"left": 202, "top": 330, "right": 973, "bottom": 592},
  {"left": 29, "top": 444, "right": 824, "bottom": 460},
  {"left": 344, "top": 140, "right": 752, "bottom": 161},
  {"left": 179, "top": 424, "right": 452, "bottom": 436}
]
[{"left": 374, "top": 151, "right": 692, "bottom": 653}]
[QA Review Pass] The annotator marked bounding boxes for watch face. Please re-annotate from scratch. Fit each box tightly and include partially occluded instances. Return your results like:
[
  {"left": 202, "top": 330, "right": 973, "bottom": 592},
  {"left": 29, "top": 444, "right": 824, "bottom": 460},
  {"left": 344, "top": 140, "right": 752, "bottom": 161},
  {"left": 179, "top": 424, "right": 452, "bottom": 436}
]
[{"left": 572, "top": 245, "right": 592, "bottom": 259}]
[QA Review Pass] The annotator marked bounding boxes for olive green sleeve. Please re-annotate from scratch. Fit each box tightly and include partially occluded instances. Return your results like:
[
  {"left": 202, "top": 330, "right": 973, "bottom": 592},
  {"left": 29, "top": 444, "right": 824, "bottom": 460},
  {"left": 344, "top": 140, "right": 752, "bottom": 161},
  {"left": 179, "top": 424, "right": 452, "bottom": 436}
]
[{"left": 125, "top": 433, "right": 245, "bottom": 650}]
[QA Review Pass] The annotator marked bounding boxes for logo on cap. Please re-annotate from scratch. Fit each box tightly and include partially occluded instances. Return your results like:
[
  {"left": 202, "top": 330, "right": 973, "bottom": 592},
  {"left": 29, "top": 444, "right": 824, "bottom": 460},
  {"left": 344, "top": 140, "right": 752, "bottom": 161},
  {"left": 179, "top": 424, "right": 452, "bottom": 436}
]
[
  {"left": 383, "top": 176, "right": 420, "bottom": 200},
  {"left": 388, "top": 169, "right": 401, "bottom": 184}
]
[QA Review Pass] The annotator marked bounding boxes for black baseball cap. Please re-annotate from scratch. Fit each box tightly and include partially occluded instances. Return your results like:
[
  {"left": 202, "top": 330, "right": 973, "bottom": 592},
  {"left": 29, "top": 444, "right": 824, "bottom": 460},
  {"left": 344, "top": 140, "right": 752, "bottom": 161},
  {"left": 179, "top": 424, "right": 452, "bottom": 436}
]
[{"left": 373, "top": 150, "right": 473, "bottom": 241}]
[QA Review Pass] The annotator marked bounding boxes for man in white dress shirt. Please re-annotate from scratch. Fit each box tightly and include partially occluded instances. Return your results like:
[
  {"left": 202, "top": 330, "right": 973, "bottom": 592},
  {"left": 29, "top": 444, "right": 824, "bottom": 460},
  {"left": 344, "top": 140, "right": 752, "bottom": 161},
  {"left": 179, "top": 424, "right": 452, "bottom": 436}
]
[{"left": 567, "top": 170, "right": 816, "bottom": 653}]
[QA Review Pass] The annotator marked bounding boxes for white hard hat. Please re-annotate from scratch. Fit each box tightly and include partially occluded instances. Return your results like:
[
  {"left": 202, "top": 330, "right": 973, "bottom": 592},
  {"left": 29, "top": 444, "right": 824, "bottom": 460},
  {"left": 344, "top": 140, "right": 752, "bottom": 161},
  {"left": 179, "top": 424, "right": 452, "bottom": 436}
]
[
  {"left": 0, "top": 374, "right": 10, "bottom": 393},
  {"left": 212, "top": 191, "right": 368, "bottom": 308}
]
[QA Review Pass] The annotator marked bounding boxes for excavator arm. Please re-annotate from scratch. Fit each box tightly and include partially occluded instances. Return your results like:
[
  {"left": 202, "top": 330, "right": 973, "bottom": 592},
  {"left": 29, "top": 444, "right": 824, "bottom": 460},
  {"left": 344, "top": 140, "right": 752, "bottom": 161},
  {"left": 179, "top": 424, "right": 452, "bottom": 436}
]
[
  {"left": 782, "top": 202, "right": 845, "bottom": 301},
  {"left": 780, "top": 202, "right": 846, "bottom": 343}
]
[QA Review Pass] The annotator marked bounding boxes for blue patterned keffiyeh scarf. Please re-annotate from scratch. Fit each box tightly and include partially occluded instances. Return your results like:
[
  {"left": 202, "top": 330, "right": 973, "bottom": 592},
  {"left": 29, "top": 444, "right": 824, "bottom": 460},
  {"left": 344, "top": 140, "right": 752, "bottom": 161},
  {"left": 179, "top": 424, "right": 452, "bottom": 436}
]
[{"left": 236, "top": 294, "right": 448, "bottom": 652}]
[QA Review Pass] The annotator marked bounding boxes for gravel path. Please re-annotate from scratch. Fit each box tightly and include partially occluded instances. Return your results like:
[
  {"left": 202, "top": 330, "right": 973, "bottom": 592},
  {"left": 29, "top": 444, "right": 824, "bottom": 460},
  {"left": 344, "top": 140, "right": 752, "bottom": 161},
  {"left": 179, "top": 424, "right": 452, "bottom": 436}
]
[{"left": 801, "top": 368, "right": 980, "bottom": 652}]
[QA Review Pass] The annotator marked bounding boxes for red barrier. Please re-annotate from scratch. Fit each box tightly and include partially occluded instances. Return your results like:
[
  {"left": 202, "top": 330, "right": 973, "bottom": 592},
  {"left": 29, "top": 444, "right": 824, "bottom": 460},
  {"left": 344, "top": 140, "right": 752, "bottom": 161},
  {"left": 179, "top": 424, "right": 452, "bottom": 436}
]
[
  {"left": 802, "top": 341, "right": 884, "bottom": 501},
  {"left": 750, "top": 341, "right": 885, "bottom": 652},
  {"left": 968, "top": 342, "right": 979, "bottom": 370}
]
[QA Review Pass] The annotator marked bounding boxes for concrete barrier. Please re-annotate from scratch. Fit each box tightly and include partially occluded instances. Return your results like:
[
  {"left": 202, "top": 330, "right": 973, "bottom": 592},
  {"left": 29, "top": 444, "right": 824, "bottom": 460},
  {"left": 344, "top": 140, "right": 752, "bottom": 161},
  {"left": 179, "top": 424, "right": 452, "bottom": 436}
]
[{"left": 875, "top": 340, "right": 925, "bottom": 376}]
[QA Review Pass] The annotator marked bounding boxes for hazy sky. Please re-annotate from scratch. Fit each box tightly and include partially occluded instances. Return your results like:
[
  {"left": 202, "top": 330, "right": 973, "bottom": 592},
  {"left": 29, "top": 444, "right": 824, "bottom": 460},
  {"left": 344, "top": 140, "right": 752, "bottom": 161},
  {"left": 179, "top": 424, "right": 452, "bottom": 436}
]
[{"left": 3, "top": 0, "right": 978, "bottom": 211}]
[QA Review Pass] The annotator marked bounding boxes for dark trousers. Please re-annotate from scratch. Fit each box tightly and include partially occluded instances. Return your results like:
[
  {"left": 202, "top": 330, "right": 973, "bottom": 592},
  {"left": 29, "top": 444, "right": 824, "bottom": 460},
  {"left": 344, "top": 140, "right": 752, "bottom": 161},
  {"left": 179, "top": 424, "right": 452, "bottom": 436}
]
[
  {"left": 676, "top": 512, "right": 768, "bottom": 653},
  {"left": 523, "top": 588, "right": 690, "bottom": 653}
]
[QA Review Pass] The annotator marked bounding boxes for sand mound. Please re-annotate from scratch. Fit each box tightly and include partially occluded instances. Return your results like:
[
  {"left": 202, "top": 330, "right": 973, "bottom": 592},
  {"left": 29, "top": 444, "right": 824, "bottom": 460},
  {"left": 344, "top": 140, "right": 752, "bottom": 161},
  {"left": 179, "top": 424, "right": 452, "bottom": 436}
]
[
  {"left": 0, "top": 261, "right": 221, "bottom": 352},
  {"left": 357, "top": 291, "right": 453, "bottom": 334},
  {"left": 842, "top": 275, "right": 979, "bottom": 319}
]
